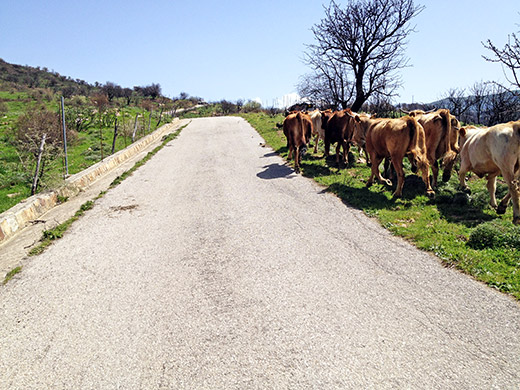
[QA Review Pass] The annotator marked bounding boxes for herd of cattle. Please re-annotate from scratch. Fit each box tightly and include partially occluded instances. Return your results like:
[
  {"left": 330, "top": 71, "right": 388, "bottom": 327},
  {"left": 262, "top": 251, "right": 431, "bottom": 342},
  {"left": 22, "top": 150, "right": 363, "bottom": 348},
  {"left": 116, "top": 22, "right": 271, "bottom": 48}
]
[{"left": 280, "top": 108, "right": 520, "bottom": 224}]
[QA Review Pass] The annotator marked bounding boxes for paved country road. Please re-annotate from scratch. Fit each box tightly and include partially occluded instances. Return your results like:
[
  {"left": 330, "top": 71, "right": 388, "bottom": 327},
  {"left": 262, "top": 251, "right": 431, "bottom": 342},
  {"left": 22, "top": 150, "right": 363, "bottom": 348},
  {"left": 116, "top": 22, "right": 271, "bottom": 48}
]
[{"left": 1, "top": 117, "right": 519, "bottom": 389}]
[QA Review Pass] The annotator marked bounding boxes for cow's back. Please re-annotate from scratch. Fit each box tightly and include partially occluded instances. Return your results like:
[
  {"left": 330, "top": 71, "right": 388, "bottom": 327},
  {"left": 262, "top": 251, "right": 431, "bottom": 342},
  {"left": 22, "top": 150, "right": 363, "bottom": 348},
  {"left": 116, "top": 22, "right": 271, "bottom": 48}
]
[{"left": 461, "top": 122, "right": 520, "bottom": 176}]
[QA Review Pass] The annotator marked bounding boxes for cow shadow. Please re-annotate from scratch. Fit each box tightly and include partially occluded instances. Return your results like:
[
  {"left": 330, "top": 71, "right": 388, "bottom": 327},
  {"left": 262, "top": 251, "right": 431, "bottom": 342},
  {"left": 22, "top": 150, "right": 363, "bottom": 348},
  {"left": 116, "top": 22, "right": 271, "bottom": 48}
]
[
  {"left": 326, "top": 182, "right": 393, "bottom": 211},
  {"left": 432, "top": 185, "right": 497, "bottom": 227},
  {"left": 300, "top": 161, "right": 335, "bottom": 177},
  {"left": 262, "top": 152, "right": 279, "bottom": 158},
  {"left": 257, "top": 163, "right": 295, "bottom": 180}
]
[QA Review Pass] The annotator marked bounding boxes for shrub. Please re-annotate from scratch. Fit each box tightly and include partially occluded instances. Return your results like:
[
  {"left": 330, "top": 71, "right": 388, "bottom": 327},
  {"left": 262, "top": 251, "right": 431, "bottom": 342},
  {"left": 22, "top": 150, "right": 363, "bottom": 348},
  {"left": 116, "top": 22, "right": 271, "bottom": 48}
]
[
  {"left": 0, "top": 101, "right": 8, "bottom": 116},
  {"left": 468, "top": 221, "right": 520, "bottom": 250},
  {"left": 242, "top": 100, "right": 262, "bottom": 113}
]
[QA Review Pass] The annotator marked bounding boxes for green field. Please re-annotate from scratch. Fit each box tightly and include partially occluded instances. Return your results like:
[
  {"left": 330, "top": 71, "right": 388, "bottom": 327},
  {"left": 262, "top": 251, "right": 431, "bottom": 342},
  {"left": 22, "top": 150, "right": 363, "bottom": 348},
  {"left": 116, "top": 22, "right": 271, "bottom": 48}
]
[
  {"left": 241, "top": 112, "right": 520, "bottom": 300},
  {"left": 0, "top": 90, "right": 170, "bottom": 213}
]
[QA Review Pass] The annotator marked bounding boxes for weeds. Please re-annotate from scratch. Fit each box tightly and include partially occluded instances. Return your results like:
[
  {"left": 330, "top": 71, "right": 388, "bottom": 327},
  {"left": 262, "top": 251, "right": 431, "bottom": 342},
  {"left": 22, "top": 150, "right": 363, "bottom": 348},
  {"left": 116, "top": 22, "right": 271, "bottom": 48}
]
[{"left": 3, "top": 266, "right": 22, "bottom": 285}]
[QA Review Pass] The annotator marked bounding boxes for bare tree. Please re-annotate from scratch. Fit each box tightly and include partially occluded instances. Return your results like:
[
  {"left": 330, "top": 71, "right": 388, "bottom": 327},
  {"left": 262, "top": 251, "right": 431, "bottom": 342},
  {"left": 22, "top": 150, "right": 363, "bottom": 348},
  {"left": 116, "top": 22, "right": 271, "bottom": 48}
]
[
  {"left": 484, "top": 83, "right": 519, "bottom": 126},
  {"left": 441, "top": 88, "right": 473, "bottom": 123},
  {"left": 15, "top": 107, "right": 75, "bottom": 193},
  {"left": 305, "top": 0, "right": 424, "bottom": 111},
  {"left": 299, "top": 48, "right": 355, "bottom": 109},
  {"left": 468, "top": 81, "right": 491, "bottom": 125},
  {"left": 483, "top": 22, "right": 520, "bottom": 95}
]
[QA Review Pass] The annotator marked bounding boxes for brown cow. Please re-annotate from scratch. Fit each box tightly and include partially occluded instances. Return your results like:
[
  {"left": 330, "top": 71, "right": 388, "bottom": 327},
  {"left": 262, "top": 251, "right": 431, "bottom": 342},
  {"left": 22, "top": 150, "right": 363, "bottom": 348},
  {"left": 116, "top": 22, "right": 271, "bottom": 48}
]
[
  {"left": 458, "top": 121, "right": 520, "bottom": 224},
  {"left": 406, "top": 109, "right": 460, "bottom": 187},
  {"left": 283, "top": 111, "right": 312, "bottom": 173},
  {"left": 351, "top": 115, "right": 434, "bottom": 197},
  {"left": 322, "top": 109, "right": 357, "bottom": 165}
]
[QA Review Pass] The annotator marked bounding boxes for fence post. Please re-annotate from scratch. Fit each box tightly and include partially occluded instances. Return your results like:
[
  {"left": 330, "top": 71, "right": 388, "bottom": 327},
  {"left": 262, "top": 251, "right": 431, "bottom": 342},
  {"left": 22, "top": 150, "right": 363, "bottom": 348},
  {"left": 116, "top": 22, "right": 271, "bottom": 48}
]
[
  {"left": 132, "top": 114, "right": 139, "bottom": 142},
  {"left": 61, "top": 96, "right": 69, "bottom": 177},
  {"left": 111, "top": 117, "right": 118, "bottom": 155}
]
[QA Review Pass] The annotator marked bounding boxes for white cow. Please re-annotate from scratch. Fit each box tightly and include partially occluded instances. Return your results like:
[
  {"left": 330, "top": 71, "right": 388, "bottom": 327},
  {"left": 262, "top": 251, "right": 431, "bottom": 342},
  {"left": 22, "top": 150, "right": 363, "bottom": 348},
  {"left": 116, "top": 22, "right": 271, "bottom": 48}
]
[
  {"left": 458, "top": 121, "right": 520, "bottom": 224},
  {"left": 309, "top": 109, "right": 324, "bottom": 153}
]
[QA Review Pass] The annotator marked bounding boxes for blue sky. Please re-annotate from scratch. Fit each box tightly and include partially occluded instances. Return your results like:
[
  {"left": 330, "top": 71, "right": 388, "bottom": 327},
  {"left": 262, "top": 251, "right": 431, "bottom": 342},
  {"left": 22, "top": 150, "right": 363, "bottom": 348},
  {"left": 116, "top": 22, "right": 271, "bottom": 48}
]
[{"left": 1, "top": 0, "right": 519, "bottom": 106}]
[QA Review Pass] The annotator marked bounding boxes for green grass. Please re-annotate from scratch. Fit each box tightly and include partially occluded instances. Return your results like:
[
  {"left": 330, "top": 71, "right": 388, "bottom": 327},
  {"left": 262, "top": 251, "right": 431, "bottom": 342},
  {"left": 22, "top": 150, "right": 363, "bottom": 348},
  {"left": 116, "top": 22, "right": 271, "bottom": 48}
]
[
  {"left": 241, "top": 112, "right": 520, "bottom": 300},
  {"left": 0, "top": 90, "right": 172, "bottom": 214},
  {"left": 3, "top": 266, "right": 22, "bottom": 285}
]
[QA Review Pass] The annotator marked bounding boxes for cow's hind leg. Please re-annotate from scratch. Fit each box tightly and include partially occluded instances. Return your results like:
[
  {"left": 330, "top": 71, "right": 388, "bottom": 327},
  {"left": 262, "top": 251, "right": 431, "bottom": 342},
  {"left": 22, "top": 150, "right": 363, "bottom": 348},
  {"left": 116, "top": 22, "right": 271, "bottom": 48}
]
[
  {"left": 512, "top": 178, "right": 520, "bottom": 224},
  {"left": 368, "top": 155, "right": 392, "bottom": 188},
  {"left": 390, "top": 157, "right": 405, "bottom": 197},
  {"left": 294, "top": 146, "right": 301, "bottom": 173},
  {"left": 497, "top": 173, "right": 519, "bottom": 221},
  {"left": 486, "top": 174, "right": 499, "bottom": 210},
  {"left": 458, "top": 159, "right": 471, "bottom": 192},
  {"left": 431, "top": 160, "right": 439, "bottom": 188}
]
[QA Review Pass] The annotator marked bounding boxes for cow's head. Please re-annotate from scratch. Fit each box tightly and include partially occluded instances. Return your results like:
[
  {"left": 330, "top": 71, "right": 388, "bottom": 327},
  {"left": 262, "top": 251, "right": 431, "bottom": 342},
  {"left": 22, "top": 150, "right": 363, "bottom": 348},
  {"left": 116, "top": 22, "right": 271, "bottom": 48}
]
[
  {"left": 349, "top": 113, "right": 371, "bottom": 148},
  {"left": 320, "top": 109, "right": 334, "bottom": 131}
]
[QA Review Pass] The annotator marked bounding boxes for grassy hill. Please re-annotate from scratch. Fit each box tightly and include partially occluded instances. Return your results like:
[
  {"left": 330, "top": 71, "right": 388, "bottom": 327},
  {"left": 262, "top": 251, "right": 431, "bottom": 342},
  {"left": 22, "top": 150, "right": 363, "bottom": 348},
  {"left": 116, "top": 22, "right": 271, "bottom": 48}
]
[{"left": 0, "top": 59, "right": 198, "bottom": 214}]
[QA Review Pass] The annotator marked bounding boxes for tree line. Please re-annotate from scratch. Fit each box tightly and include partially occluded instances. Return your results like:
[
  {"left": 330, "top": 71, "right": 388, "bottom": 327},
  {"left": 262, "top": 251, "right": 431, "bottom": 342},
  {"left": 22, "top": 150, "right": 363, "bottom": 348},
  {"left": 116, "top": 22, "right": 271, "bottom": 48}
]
[{"left": 297, "top": 0, "right": 520, "bottom": 126}]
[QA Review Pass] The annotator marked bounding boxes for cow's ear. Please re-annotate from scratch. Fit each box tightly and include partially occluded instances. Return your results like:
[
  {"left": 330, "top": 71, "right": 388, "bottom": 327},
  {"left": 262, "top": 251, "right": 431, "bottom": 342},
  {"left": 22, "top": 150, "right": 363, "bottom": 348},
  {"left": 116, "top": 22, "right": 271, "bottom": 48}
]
[
  {"left": 459, "top": 127, "right": 467, "bottom": 137},
  {"left": 355, "top": 115, "right": 361, "bottom": 123}
]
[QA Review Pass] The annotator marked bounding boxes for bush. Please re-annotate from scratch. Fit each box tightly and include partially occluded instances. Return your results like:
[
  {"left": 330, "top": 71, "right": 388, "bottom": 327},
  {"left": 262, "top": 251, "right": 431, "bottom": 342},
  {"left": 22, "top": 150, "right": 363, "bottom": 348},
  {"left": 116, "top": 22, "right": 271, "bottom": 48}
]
[
  {"left": 468, "top": 221, "right": 520, "bottom": 250},
  {"left": 242, "top": 100, "right": 262, "bottom": 113},
  {"left": 0, "top": 101, "right": 8, "bottom": 116}
]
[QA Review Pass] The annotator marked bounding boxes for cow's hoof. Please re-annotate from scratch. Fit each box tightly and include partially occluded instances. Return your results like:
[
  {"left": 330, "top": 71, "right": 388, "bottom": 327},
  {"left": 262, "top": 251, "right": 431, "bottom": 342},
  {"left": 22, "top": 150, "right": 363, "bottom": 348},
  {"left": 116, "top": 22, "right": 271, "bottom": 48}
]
[
  {"left": 461, "top": 186, "right": 471, "bottom": 194},
  {"left": 392, "top": 192, "right": 402, "bottom": 198},
  {"left": 442, "top": 172, "right": 452, "bottom": 182},
  {"left": 426, "top": 190, "right": 435, "bottom": 199}
]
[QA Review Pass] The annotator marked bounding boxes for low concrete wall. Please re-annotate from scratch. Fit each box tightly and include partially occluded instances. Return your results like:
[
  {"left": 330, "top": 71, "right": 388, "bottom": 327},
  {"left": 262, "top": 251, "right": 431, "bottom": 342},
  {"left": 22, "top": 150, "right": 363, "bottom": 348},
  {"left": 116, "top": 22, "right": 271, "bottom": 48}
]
[{"left": 0, "top": 119, "right": 181, "bottom": 244}]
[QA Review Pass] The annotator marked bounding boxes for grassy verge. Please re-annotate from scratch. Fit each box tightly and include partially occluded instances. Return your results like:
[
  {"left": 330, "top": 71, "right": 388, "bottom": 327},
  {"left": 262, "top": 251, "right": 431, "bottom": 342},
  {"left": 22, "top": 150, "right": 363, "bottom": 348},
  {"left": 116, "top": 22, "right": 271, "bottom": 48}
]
[
  {"left": 241, "top": 112, "right": 520, "bottom": 300},
  {"left": 0, "top": 90, "right": 172, "bottom": 214}
]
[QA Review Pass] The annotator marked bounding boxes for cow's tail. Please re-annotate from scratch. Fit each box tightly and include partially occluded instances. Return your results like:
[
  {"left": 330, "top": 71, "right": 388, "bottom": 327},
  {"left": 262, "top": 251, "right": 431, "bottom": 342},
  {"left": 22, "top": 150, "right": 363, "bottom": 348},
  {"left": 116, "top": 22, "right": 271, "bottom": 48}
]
[
  {"left": 296, "top": 112, "right": 308, "bottom": 157},
  {"left": 407, "top": 117, "right": 428, "bottom": 170}
]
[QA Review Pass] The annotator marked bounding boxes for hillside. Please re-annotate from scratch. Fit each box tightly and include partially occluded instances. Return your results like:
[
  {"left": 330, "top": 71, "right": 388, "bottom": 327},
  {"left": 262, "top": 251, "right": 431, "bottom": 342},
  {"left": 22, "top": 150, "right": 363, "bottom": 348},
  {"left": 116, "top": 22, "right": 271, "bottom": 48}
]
[{"left": 0, "top": 58, "right": 98, "bottom": 97}]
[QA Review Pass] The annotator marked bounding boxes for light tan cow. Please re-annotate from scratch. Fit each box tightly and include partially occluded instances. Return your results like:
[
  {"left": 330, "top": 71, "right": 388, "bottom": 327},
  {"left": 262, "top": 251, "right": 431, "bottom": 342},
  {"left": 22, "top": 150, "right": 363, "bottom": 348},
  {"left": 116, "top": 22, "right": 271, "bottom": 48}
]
[
  {"left": 407, "top": 109, "right": 460, "bottom": 187},
  {"left": 308, "top": 109, "right": 324, "bottom": 153},
  {"left": 458, "top": 121, "right": 520, "bottom": 224},
  {"left": 351, "top": 115, "right": 434, "bottom": 198}
]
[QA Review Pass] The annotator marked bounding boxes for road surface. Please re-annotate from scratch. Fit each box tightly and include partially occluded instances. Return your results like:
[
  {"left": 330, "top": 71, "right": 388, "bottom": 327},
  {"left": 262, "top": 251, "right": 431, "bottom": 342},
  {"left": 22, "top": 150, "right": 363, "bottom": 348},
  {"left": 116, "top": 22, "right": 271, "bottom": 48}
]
[{"left": 1, "top": 117, "right": 519, "bottom": 389}]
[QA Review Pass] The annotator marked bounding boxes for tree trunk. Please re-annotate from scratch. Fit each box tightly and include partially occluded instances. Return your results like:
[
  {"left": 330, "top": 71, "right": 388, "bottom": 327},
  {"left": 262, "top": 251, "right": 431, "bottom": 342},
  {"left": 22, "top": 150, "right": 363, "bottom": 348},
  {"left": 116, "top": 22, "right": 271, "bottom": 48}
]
[{"left": 31, "top": 134, "right": 46, "bottom": 195}]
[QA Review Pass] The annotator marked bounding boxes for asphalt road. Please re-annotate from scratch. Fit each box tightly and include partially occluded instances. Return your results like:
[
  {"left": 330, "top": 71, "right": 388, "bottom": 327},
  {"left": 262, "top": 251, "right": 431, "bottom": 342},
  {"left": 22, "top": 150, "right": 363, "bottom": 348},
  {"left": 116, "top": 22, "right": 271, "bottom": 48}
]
[{"left": 1, "top": 117, "right": 519, "bottom": 389}]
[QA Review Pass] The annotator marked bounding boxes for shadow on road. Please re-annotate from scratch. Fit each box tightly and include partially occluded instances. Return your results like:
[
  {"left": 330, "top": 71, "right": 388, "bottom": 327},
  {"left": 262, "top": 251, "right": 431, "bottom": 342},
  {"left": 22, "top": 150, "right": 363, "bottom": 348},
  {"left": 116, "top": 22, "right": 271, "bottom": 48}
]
[
  {"left": 257, "top": 163, "right": 294, "bottom": 180},
  {"left": 261, "top": 152, "right": 279, "bottom": 158}
]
